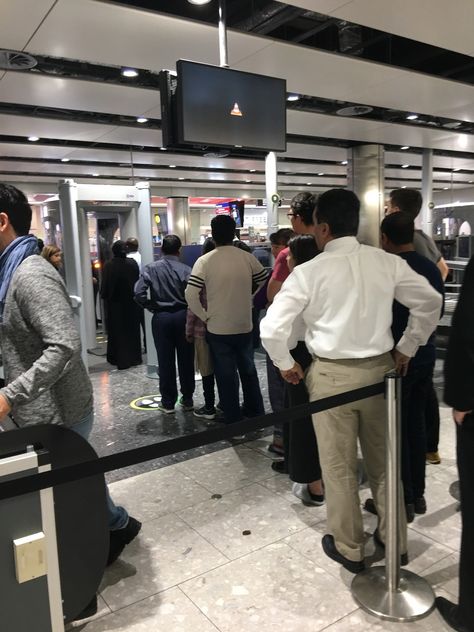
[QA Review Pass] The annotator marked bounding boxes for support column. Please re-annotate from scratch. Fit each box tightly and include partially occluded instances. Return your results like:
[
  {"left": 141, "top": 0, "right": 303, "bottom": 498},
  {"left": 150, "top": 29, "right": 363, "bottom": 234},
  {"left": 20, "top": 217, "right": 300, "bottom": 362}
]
[
  {"left": 421, "top": 149, "right": 434, "bottom": 236},
  {"left": 166, "top": 197, "right": 190, "bottom": 244},
  {"left": 136, "top": 182, "right": 158, "bottom": 377},
  {"left": 58, "top": 179, "right": 89, "bottom": 366},
  {"left": 347, "top": 144, "right": 385, "bottom": 247},
  {"left": 265, "top": 152, "right": 279, "bottom": 232}
]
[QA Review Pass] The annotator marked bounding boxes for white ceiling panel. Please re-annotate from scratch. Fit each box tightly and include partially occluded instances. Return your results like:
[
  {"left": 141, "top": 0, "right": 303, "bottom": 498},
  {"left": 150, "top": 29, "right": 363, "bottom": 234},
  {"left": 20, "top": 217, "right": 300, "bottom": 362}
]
[
  {"left": 28, "top": 0, "right": 272, "bottom": 71},
  {"left": 0, "top": 142, "right": 71, "bottom": 159},
  {"left": 283, "top": 143, "right": 347, "bottom": 161},
  {"left": 0, "top": 114, "right": 114, "bottom": 141},
  {"left": 0, "top": 0, "right": 56, "bottom": 51},
  {"left": 0, "top": 73, "right": 160, "bottom": 117},
  {"left": 288, "top": 0, "right": 474, "bottom": 56},
  {"left": 93, "top": 126, "right": 162, "bottom": 146}
]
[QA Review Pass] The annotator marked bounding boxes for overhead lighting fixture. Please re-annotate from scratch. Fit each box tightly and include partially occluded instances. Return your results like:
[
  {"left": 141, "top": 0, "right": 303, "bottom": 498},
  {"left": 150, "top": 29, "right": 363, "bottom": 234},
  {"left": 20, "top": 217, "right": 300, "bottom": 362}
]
[
  {"left": 245, "top": 180, "right": 251, "bottom": 183},
  {"left": 169, "top": 165, "right": 176, "bottom": 168},
  {"left": 318, "top": 172, "right": 324, "bottom": 176},
  {"left": 443, "top": 187, "right": 449, "bottom": 190},
  {"left": 453, "top": 167, "right": 461, "bottom": 172},
  {"left": 401, "top": 146, "right": 410, "bottom": 150},
  {"left": 27, "top": 136, "right": 39, "bottom": 142},
  {"left": 122, "top": 68, "right": 138, "bottom": 78},
  {"left": 341, "top": 160, "right": 348, "bottom": 165},
  {"left": 401, "top": 164, "right": 409, "bottom": 168},
  {"left": 92, "top": 173, "right": 99, "bottom": 177},
  {"left": 306, "top": 182, "right": 312, "bottom": 185},
  {"left": 406, "top": 114, "right": 418, "bottom": 120},
  {"left": 61, "top": 158, "right": 70, "bottom": 162},
  {"left": 249, "top": 169, "right": 256, "bottom": 172},
  {"left": 160, "top": 147, "right": 167, "bottom": 151},
  {"left": 178, "top": 177, "right": 185, "bottom": 180},
  {"left": 287, "top": 94, "right": 300, "bottom": 102},
  {"left": 469, "top": 180, "right": 474, "bottom": 184},
  {"left": 402, "top": 186, "right": 407, "bottom": 189},
  {"left": 136, "top": 117, "right": 148, "bottom": 123},
  {"left": 188, "top": 0, "right": 212, "bottom": 4}
]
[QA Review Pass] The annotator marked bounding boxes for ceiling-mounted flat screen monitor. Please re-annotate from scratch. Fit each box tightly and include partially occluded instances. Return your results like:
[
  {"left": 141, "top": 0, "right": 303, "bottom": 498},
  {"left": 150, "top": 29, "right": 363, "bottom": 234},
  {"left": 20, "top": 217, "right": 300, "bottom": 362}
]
[
  {"left": 215, "top": 200, "right": 245, "bottom": 228},
  {"left": 161, "top": 60, "right": 286, "bottom": 153}
]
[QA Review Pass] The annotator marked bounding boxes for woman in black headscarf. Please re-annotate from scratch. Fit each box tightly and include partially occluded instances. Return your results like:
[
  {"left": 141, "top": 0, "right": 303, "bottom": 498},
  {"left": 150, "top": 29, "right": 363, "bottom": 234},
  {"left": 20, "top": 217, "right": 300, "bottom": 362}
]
[{"left": 101, "top": 240, "right": 142, "bottom": 370}]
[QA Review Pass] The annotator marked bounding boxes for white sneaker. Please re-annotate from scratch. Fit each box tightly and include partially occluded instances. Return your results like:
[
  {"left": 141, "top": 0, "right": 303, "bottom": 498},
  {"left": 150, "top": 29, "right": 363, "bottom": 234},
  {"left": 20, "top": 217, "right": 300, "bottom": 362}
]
[{"left": 292, "top": 483, "right": 324, "bottom": 506}]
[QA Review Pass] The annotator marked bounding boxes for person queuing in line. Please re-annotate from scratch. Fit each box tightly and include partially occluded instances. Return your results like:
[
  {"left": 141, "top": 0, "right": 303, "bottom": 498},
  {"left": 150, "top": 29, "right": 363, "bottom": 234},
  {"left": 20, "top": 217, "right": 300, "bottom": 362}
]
[
  {"left": 185, "top": 215, "right": 267, "bottom": 425},
  {"left": 264, "top": 228, "right": 295, "bottom": 458},
  {"left": 41, "top": 244, "right": 62, "bottom": 270},
  {"left": 266, "top": 193, "right": 317, "bottom": 468},
  {"left": 276, "top": 234, "right": 324, "bottom": 506},
  {"left": 126, "top": 236, "right": 141, "bottom": 270},
  {"left": 387, "top": 188, "right": 448, "bottom": 466},
  {"left": 261, "top": 188, "right": 442, "bottom": 574},
  {"left": 101, "top": 240, "right": 142, "bottom": 371},
  {"left": 0, "top": 184, "right": 140, "bottom": 580},
  {"left": 135, "top": 234, "right": 194, "bottom": 414},
  {"left": 185, "top": 238, "right": 217, "bottom": 420},
  {"left": 363, "top": 213, "right": 444, "bottom": 522},
  {"left": 437, "top": 255, "right": 474, "bottom": 632}
]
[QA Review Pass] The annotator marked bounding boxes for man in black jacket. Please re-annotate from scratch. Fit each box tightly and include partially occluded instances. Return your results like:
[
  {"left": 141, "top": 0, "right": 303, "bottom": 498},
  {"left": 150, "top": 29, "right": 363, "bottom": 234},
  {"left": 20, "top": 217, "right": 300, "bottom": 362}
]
[{"left": 437, "top": 256, "right": 474, "bottom": 631}]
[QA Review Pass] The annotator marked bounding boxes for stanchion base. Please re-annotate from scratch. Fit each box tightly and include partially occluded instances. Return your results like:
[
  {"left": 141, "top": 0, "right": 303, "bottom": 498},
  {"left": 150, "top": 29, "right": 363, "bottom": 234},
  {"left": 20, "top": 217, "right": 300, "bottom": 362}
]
[{"left": 351, "top": 567, "right": 435, "bottom": 622}]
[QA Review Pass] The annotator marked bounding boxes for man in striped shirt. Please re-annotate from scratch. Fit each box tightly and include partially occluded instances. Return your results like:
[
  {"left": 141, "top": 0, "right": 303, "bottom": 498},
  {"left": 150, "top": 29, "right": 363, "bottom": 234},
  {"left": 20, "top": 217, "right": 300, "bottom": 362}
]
[{"left": 185, "top": 215, "right": 268, "bottom": 423}]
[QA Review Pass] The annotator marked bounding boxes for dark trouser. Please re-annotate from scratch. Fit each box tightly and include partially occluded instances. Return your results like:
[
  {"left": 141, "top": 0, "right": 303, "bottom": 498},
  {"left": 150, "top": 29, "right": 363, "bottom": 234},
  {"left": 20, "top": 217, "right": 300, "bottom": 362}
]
[
  {"left": 202, "top": 374, "right": 215, "bottom": 408},
  {"left": 425, "top": 382, "right": 440, "bottom": 453},
  {"left": 401, "top": 361, "right": 433, "bottom": 504},
  {"left": 457, "top": 413, "right": 474, "bottom": 627},
  {"left": 283, "top": 342, "right": 322, "bottom": 483},
  {"left": 207, "top": 331, "right": 264, "bottom": 423},
  {"left": 152, "top": 310, "right": 195, "bottom": 409},
  {"left": 265, "top": 352, "right": 286, "bottom": 443}
]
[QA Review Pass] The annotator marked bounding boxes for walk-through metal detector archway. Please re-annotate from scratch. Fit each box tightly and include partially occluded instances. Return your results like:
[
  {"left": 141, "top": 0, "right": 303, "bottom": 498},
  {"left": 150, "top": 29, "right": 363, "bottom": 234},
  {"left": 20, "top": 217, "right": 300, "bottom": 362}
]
[{"left": 58, "top": 180, "right": 157, "bottom": 376}]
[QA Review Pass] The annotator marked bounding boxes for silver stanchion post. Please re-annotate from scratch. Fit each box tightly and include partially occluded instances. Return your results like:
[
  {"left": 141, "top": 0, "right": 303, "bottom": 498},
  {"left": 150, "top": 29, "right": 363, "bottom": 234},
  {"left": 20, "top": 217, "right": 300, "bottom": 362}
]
[{"left": 351, "top": 371, "right": 435, "bottom": 621}]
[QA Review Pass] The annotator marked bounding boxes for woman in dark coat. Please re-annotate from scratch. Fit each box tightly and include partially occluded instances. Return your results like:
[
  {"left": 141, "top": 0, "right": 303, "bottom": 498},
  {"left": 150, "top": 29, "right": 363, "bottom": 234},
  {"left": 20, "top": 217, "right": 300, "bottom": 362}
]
[{"left": 101, "top": 240, "right": 142, "bottom": 370}]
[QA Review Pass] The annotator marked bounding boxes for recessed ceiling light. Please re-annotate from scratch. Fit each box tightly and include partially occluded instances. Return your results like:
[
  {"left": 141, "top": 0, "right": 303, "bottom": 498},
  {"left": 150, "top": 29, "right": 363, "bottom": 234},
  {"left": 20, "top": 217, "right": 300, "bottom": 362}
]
[
  {"left": 443, "top": 187, "right": 449, "bottom": 190},
  {"left": 245, "top": 180, "right": 251, "bottom": 183},
  {"left": 188, "top": 0, "right": 211, "bottom": 4},
  {"left": 136, "top": 117, "right": 148, "bottom": 123},
  {"left": 469, "top": 180, "right": 474, "bottom": 184},
  {"left": 401, "top": 186, "right": 407, "bottom": 189},
  {"left": 401, "top": 164, "right": 409, "bottom": 168},
  {"left": 306, "top": 182, "right": 312, "bottom": 185},
  {"left": 234, "top": 144, "right": 242, "bottom": 148},
  {"left": 287, "top": 94, "right": 300, "bottom": 102},
  {"left": 341, "top": 160, "right": 348, "bottom": 165},
  {"left": 169, "top": 165, "right": 176, "bottom": 168},
  {"left": 406, "top": 114, "right": 418, "bottom": 120},
  {"left": 318, "top": 172, "right": 324, "bottom": 176},
  {"left": 61, "top": 158, "right": 70, "bottom": 162},
  {"left": 401, "top": 146, "right": 410, "bottom": 150},
  {"left": 249, "top": 169, "right": 256, "bottom": 172},
  {"left": 178, "top": 177, "right": 185, "bottom": 180},
  {"left": 92, "top": 173, "right": 99, "bottom": 177},
  {"left": 122, "top": 68, "right": 138, "bottom": 78},
  {"left": 453, "top": 167, "right": 461, "bottom": 172},
  {"left": 27, "top": 136, "right": 39, "bottom": 142},
  {"left": 160, "top": 147, "right": 167, "bottom": 151}
]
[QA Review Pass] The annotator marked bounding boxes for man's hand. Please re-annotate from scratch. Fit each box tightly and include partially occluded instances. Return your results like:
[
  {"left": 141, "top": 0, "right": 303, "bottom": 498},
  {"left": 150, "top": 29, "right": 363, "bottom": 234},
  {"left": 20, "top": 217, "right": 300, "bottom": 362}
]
[
  {"left": 392, "top": 349, "right": 410, "bottom": 376},
  {"left": 280, "top": 362, "right": 304, "bottom": 384},
  {"left": 453, "top": 409, "right": 472, "bottom": 425},
  {"left": 0, "top": 393, "right": 12, "bottom": 421}
]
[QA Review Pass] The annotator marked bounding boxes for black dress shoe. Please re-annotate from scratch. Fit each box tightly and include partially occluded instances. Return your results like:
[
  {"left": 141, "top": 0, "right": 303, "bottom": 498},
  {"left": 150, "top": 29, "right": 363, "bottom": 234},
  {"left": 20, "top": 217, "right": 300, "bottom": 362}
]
[
  {"left": 364, "top": 497, "right": 378, "bottom": 515},
  {"left": 271, "top": 460, "right": 288, "bottom": 474},
  {"left": 414, "top": 496, "right": 427, "bottom": 514},
  {"left": 107, "top": 516, "right": 142, "bottom": 566},
  {"left": 373, "top": 529, "right": 409, "bottom": 566},
  {"left": 321, "top": 534, "right": 365, "bottom": 574},
  {"left": 405, "top": 502, "right": 415, "bottom": 523},
  {"left": 436, "top": 597, "right": 471, "bottom": 632}
]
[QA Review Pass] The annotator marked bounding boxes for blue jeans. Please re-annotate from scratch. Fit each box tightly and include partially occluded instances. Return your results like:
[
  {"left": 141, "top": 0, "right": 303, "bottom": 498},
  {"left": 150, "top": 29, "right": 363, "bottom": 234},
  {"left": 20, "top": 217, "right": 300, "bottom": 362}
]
[
  {"left": 207, "top": 331, "right": 264, "bottom": 423},
  {"left": 72, "top": 412, "right": 129, "bottom": 531}
]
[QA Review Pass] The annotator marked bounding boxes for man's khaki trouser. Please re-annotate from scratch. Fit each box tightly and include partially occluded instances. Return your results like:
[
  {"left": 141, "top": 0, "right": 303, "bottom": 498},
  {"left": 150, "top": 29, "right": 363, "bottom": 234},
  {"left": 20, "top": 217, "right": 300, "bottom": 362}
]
[{"left": 305, "top": 353, "right": 407, "bottom": 562}]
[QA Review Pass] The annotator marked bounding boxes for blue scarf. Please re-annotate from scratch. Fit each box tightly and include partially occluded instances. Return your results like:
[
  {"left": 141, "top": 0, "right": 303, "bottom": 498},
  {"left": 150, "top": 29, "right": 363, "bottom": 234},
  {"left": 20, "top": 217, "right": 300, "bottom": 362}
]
[{"left": 0, "top": 235, "right": 39, "bottom": 321}]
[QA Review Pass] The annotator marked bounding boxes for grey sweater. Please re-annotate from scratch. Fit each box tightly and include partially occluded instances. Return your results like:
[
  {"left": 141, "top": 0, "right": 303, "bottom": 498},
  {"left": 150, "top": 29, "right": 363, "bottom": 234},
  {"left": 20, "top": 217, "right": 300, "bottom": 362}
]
[{"left": 0, "top": 256, "right": 93, "bottom": 427}]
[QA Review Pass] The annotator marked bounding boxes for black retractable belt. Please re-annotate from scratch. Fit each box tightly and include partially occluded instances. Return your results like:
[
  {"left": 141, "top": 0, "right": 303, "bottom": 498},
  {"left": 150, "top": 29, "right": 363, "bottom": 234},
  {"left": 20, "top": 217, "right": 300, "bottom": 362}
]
[{"left": 0, "top": 381, "right": 384, "bottom": 501}]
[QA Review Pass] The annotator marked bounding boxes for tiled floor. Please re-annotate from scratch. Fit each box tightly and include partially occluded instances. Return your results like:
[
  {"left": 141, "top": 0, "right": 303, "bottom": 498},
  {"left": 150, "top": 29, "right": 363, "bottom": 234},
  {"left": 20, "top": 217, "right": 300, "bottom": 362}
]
[{"left": 69, "top": 394, "right": 460, "bottom": 631}]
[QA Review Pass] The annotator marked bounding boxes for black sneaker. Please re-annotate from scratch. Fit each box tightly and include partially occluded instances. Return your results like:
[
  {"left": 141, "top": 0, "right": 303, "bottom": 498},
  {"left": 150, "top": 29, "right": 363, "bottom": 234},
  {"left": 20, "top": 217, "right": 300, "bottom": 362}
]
[
  {"left": 193, "top": 405, "right": 216, "bottom": 420},
  {"left": 178, "top": 397, "right": 194, "bottom": 411},
  {"left": 107, "top": 516, "right": 142, "bottom": 566}
]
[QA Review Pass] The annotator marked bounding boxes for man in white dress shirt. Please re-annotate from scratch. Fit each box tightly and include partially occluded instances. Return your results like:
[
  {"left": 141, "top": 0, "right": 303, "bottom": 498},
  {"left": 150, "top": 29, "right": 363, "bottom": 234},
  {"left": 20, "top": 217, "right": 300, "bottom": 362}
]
[{"left": 260, "top": 189, "right": 442, "bottom": 573}]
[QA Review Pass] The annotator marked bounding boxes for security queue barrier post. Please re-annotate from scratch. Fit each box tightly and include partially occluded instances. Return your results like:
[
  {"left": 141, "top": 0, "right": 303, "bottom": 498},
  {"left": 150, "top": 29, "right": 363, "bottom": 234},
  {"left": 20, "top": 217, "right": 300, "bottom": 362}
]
[{"left": 351, "top": 371, "right": 435, "bottom": 621}]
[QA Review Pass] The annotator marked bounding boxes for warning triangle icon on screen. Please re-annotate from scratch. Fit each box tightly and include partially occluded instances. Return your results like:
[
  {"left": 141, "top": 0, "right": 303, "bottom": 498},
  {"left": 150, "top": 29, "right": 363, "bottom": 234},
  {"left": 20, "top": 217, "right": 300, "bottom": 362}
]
[{"left": 230, "top": 102, "right": 243, "bottom": 117}]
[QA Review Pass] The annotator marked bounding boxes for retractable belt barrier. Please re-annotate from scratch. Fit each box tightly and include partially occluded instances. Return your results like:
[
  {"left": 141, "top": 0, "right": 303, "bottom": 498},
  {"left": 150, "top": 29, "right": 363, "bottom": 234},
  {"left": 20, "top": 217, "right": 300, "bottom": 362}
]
[{"left": 0, "top": 381, "right": 384, "bottom": 502}]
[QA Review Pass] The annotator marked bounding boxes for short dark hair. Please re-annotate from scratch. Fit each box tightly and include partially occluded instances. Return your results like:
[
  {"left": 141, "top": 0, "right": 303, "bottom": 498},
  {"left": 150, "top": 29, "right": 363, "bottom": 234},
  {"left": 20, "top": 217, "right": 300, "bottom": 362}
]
[
  {"left": 112, "top": 239, "right": 128, "bottom": 258},
  {"left": 211, "top": 215, "right": 235, "bottom": 245},
  {"left": 381, "top": 212, "right": 414, "bottom": 245},
  {"left": 270, "top": 228, "right": 294, "bottom": 246},
  {"left": 161, "top": 234, "right": 182, "bottom": 255},
  {"left": 315, "top": 189, "right": 360, "bottom": 237},
  {"left": 0, "top": 183, "right": 32, "bottom": 235},
  {"left": 288, "top": 235, "right": 319, "bottom": 266},
  {"left": 290, "top": 192, "right": 318, "bottom": 226},
  {"left": 202, "top": 237, "right": 215, "bottom": 255},
  {"left": 389, "top": 188, "right": 422, "bottom": 219},
  {"left": 126, "top": 237, "right": 139, "bottom": 252}
]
